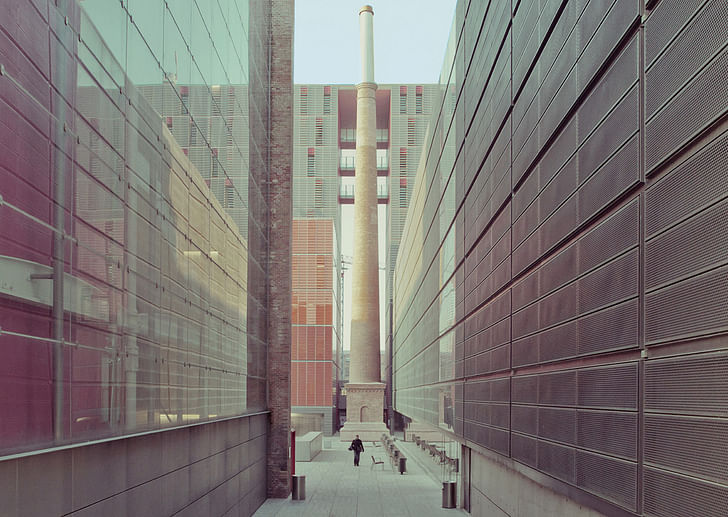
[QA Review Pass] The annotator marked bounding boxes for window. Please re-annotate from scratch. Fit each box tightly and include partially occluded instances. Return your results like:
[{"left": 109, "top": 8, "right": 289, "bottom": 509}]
[
  {"left": 211, "top": 85, "right": 221, "bottom": 117},
  {"left": 323, "top": 86, "right": 331, "bottom": 114},
  {"left": 315, "top": 117, "right": 323, "bottom": 146},
  {"left": 307, "top": 148, "right": 315, "bottom": 176},
  {"left": 415, "top": 85, "right": 423, "bottom": 114},
  {"left": 399, "top": 148, "right": 407, "bottom": 174},
  {"left": 227, "top": 87, "right": 235, "bottom": 117},
  {"left": 166, "top": 117, "right": 173, "bottom": 129},
  {"left": 407, "top": 118, "right": 415, "bottom": 146},
  {"left": 224, "top": 179, "right": 234, "bottom": 208},
  {"left": 180, "top": 86, "right": 189, "bottom": 114},
  {"left": 315, "top": 178, "right": 324, "bottom": 207},
  {"left": 212, "top": 149, "right": 219, "bottom": 177},
  {"left": 399, "top": 86, "right": 407, "bottom": 114},
  {"left": 189, "top": 120, "right": 196, "bottom": 146},
  {"left": 341, "top": 128, "right": 355, "bottom": 142},
  {"left": 400, "top": 177, "right": 408, "bottom": 208},
  {"left": 340, "top": 149, "right": 355, "bottom": 169},
  {"left": 299, "top": 118, "right": 310, "bottom": 145},
  {"left": 376, "top": 149, "right": 388, "bottom": 169},
  {"left": 300, "top": 86, "right": 308, "bottom": 114}
]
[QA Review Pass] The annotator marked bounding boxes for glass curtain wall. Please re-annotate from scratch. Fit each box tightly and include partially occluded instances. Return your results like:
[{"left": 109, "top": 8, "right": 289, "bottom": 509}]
[{"left": 0, "top": 0, "right": 269, "bottom": 455}]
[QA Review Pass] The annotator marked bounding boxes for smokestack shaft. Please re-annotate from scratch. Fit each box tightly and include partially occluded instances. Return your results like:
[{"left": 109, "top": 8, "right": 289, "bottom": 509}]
[{"left": 359, "top": 5, "right": 374, "bottom": 83}]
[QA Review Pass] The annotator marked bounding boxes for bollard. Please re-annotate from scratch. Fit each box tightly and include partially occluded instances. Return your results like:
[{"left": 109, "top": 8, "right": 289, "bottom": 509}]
[
  {"left": 442, "top": 481, "right": 456, "bottom": 508},
  {"left": 292, "top": 475, "right": 306, "bottom": 500},
  {"left": 398, "top": 456, "right": 407, "bottom": 474}
]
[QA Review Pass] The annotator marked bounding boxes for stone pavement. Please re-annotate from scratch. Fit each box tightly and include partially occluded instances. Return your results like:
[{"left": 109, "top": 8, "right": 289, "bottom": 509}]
[{"left": 253, "top": 435, "right": 467, "bottom": 517}]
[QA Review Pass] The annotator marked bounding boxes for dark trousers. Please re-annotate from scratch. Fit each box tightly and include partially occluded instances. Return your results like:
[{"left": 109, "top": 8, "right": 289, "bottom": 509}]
[{"left": 354, "top": 450, "right": 361, "bottom": 466}]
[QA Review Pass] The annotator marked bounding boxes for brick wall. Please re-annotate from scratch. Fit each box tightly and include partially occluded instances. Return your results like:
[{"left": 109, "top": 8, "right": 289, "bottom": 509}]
[{"left": 266, "top": 0, "right": 295, "bottom": 499}]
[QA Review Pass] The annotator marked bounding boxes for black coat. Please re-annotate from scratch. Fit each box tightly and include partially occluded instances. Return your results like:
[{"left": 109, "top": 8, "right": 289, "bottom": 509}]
[{"left": 350, "top": 438, "right": 364, "bottom": 453}]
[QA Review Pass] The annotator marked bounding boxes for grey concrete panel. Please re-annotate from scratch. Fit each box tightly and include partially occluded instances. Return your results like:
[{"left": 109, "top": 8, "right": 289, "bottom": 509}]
[
  {"left": 17, "top": 450, "right": 72, "bottom": 516},
  {"left": 177, "top": 494, "right": 211, "bottom": 517},
  {"left": 239, "top": 440, "right": 251, "bottom": 470},
  {"left": 126, "top": 431, "right": 162, "bottom": 486},
  {"left": 226, "top": 419, "right": 242, "bottom": 449},
  {"left": 239, "top": 416, "right": 251, "bottom": 443},
  {"left": 72, "top": 439, "right": 128, "bottom": 509},
  {"left": 251, "top": 435, "right": 267, "bottom": 464},
  {"left": 239, "top": 463, "right": 252, "bottom": 497},
  {"left": 210, "top": 450, "right": 227, "bottom": 490},
  {"left": 190, "top": 423, "right": 212, "bottom": 462},
  {"left": 161, "top": 465, "right": 191, "bottom": 516},
  {"left": 226, "top": 471, "right": 243, "bottom": 510},
  {"left": 239, "top": 492, "right": 255, "bottom": 517},
  {"left": 0, "top": 459, "right": 18, "bottom": 517},
  {"left": 209, "top": 481, "right": 231, "bottom": 517},
  {"left": 161, "top": 426, "right": 191, "bottom": 473},
  {"left": 250, "top": 414, "right": 267, "bottom": 438},
  {"left": 189, "top": 456, "right": 213, "bottom": 501},
  {"left": 68, "top": 492, "right": 128, "bottom": 517},
  {"left": 226, "top": 444, "right": 243, "bottom": 479},
  {"left": 212, "top": 421, "right": 227, "bottom": 455},
  {"left": 470, "top": 489, "right": 508, "bottom": 517},
  {"left": 125, "top": 476, "right": 162, "bottom": 517}
]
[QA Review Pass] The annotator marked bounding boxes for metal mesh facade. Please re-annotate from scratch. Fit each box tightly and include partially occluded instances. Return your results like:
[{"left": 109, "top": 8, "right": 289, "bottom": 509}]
[{"left": 392, "top": 0, "right": 728, "bottom": 515}]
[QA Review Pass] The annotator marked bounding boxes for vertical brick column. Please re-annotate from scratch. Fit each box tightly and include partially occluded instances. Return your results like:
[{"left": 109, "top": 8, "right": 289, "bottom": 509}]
[{"left": 267, "top": 0, "right": 294, "bottom": 499}]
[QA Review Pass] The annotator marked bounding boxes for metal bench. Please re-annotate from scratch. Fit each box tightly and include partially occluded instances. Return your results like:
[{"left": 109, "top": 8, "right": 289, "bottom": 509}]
[{"left": 371, "top": 455, "right": 385, "bottom": 470}]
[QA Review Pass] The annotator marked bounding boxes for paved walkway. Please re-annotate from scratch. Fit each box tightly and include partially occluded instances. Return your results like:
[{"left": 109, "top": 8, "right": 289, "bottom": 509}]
[{"left": 254, "top": 435, "right": 467, "bottom": 517}]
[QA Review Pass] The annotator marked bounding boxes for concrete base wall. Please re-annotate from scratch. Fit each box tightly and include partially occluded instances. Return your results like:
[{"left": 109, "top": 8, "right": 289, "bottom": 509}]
[
  {"left": 291, "top": 406, "right": 337, "bottom": 436},
  {"left": 0, "top": 413, "right": 269, "bottom": 517},
  {"left": 294, "top": 432, "right": 322, "bottom": 461},
  {"left": 469, "top": 449, "right": 606, "bottom": 517}
]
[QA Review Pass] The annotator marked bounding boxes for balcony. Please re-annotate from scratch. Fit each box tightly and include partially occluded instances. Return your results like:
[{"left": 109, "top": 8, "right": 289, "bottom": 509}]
[
  {"left": 339, "top": 128, "right": 388, "bottom": 145},
  {"left": 338, "top": 182, "right": 389, "bottom": 204},
  {"left": 339, "top": 149, "right": 389, "bottom": 176}
]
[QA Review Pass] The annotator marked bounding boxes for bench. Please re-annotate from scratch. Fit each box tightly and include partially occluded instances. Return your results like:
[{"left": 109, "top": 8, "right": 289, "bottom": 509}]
[{"left": 371, "top": 455, "right": 385, "bottom": 470}]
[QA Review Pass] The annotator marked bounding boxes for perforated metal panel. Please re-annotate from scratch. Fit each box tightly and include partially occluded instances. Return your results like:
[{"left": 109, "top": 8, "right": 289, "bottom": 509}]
[
  {"left": 576, "top": 451, "right": 637, "bottom": 510},
  {"left": 645, "top": 414, "right": 728, "bottom": 482},
  {"left": 576, "top": 410, "right": 638, "bottom": 459},
  {"left": 512, "top": 405, "right": 538, "bottom": 435},
  {"left": 645, "top": 131, "right": 728, "bottom": 235},
  {"left": 644, "top": 466, "right": 728, "bottom": 517},
  {"left": 646, "top": 197, "right": 728, "bottom": 290},
  {"left": 645, "top": 46, "right": 728, "bottom": 171},
  {"left": 512, "top": 432, "right": 539, "bottom": 467},
  {"left": 538, "top": 370, "right": 576, "bottom": 406},
  {"left": 579, "top": 199, "right": 639, "bottom": 274},
  {"left": 577, "top": 364, "right": 638, "bottom": 409},
  {"left": 538, "top": 407, "right": 576, "bottom": 444},
  {"left": 645, "top": 354, "right": 728, "bottom": 416},
  {"left": 577, "top": 299, "right": 639, "bottom": 354},
  {"left": 538, "top": 440, "right": 575, "bottom": 483},
  {"left": 645, "top": 265, "right": 728, "bottom": 345}
]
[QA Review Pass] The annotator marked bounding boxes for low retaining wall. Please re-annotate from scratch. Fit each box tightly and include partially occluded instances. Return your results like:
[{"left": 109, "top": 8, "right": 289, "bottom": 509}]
[{"left": 295, "top": 431, "right": 322, "bottom": 461}]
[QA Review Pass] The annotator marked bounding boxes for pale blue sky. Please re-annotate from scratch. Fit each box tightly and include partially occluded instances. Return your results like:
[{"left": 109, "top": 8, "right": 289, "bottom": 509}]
[{"left": 294, "top": 0, "right": 458, "bottom": 84}]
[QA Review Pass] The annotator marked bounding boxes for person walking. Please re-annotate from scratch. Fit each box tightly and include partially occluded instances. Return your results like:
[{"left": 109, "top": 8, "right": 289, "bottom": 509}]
[{"left": 349, "top": 435, "right": 364, "bottom": 466}]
